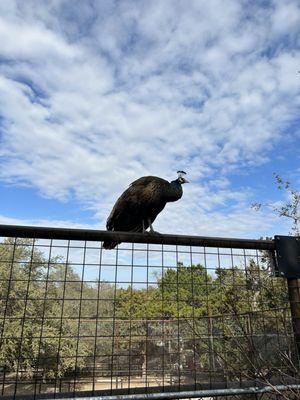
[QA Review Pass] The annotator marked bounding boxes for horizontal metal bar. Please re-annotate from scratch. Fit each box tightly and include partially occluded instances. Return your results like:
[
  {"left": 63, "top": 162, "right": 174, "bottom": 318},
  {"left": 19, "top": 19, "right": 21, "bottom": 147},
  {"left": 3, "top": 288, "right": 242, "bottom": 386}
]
[
  {"left": 36, "top": 384, "right": 300, "bottom": 400},
  {"left": 0, "top": 224, "right": 275, "bottom": 250}
]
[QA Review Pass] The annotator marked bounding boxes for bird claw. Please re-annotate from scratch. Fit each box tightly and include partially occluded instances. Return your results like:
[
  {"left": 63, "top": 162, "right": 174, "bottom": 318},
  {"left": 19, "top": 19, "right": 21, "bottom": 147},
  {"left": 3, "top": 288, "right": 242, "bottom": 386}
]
[{"left": 142, "top": 229, "right": 161, "bottom": 235}]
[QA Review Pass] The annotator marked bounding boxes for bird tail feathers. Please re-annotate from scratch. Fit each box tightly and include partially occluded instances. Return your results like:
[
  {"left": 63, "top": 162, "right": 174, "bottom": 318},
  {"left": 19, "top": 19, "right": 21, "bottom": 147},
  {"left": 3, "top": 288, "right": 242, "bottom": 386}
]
[
  {"left": 103, "top": 225, "right": 142, "bottom": 250},
  {"left": 103, "top": 240, "right": 120, "bottom": 250}
]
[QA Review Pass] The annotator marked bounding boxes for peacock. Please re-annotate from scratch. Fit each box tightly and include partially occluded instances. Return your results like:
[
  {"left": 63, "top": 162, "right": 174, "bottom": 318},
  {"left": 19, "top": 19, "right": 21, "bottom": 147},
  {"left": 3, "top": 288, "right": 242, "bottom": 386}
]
[{"left": 103, "top": 171, "right": 189, "bottom": 249}]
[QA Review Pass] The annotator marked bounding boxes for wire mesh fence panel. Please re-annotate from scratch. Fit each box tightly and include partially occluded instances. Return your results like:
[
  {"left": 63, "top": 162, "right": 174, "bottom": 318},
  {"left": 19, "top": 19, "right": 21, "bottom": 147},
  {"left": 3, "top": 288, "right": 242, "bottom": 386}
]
[{"left": 0, "top": 230, "right": 299, "bottom": 399}]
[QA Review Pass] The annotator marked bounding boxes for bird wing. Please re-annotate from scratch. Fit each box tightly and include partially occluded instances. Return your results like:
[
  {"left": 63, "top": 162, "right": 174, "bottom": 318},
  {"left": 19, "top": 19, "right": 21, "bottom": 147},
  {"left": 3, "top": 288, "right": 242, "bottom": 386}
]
[
  {"left": 107, "top": 176, "right": 169, "bottom": 232},
  {"left": 106, "top": 186, "right": 143, "bottom": 231},
  {"left": 129, "top": 176, "right": 169, "bottom": 209}
]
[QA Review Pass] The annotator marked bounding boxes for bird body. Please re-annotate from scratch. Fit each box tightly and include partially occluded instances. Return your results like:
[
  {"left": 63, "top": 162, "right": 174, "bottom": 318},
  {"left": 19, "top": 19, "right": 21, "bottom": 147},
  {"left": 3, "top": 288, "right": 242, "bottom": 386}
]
[{"left": 103, "top": 172, "right": 188, "bottom": 249}]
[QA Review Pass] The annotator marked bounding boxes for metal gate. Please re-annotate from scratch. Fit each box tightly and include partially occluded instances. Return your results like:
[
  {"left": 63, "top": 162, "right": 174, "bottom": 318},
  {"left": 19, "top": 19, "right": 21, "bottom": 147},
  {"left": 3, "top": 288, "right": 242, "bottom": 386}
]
[{"left": 0, "top": 225, "right": 300, "bottom": 399}]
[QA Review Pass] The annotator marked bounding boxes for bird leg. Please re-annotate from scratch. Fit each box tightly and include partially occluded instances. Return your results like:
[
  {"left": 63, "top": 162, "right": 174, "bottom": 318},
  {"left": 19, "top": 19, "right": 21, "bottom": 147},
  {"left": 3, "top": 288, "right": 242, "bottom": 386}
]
[
  {"left": 142, "top": 220, "right": 146, "bottom": 234},
  {"left": 148, "top": 218, "right": 160, "bottom": 234},
  {"left": 142, "top": 220, "right": 151, "bottom": 234}
]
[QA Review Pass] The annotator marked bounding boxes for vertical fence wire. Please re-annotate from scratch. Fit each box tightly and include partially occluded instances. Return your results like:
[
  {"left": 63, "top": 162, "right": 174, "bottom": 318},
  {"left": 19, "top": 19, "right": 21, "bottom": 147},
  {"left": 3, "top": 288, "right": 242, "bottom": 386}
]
[
  {"left": 1, "top": 237, "right": 17, "bottom": 397},
  {"left": 92, "top": 241, "right": 103, "bottom": 395},
  {"left": 33, "top": 238, "right": 53, "bottom": 398},
  {"left": 54, "top": 239, "right": 70, "bottom": 395},
  {"left": 13, "top": 239, "right": 36, "bottom": 398}
]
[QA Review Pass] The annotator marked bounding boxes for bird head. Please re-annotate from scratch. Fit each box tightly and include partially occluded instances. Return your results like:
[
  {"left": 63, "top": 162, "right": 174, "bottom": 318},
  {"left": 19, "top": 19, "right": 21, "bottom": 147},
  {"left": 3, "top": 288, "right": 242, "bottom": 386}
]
[{"left": 177, "top": 170, "right": 189, "bottom": 184}]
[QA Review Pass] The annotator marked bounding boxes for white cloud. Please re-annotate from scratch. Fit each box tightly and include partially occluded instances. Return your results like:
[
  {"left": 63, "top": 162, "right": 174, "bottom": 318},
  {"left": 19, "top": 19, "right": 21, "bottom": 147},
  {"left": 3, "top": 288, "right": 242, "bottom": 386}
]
[
  {"left": 271, "top": 0, "right": 300, "bottom": 36},
  {"left": 0, "top": 0, "right": 299, "bottom": 237},
  {"left": 0, "top": 17, "right": 77, "bottom": 60},
  {"left": 0, "top": 214, "right": 96, "bottom": 230}
]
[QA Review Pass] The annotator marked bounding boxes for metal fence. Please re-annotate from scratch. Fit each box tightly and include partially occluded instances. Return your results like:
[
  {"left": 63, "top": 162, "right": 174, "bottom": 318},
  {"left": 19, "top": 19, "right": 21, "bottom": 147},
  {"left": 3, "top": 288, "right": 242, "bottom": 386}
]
[{"left": 0, "top": 225, "right": 300, "bottom": 399}]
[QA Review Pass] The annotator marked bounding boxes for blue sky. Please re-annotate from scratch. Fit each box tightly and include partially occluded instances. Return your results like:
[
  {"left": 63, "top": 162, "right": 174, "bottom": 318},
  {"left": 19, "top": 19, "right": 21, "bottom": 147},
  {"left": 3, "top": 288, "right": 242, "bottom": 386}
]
[{"left": 0, "top": 0, "right": 299, "bottom": 239}]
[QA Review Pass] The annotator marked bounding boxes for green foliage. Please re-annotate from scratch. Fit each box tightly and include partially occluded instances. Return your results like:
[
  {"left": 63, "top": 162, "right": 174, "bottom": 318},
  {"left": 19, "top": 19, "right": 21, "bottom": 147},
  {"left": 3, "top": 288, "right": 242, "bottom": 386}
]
[
  {"left": 116, "top": 286, "right": 160, "bottom": 319},
  {"left": 156, "top": 264, "right": 215, "bottom": 317},
  {"left": 116, "top": 260, "right": 287, "bottom": 320},
  {"left": 0, "top": 238, "right": 113, "bottom": 379},
  {"left": 0, "top": 238, "right": 291, "bottom": 386}
]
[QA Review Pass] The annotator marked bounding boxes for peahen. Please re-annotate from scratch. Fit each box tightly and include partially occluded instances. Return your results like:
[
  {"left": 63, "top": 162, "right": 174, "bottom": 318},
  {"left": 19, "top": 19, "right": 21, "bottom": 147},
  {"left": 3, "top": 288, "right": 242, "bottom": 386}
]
[{"left": 103, "top": 171, "right": 189, "bottom": 249}]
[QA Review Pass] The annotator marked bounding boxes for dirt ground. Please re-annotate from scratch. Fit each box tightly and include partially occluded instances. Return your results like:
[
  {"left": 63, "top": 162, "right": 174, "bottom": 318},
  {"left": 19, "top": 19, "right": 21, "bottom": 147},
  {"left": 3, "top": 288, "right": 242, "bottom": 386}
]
[{"left": 2, "top": 375, "right": 183, "bottom": 397}]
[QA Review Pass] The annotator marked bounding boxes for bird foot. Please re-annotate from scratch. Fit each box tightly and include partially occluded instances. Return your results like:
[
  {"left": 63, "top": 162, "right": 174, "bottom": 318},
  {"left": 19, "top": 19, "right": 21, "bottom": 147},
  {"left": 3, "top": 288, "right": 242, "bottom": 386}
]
[{"left": 142, "top": 229, "right": 161, "bottom": 235}]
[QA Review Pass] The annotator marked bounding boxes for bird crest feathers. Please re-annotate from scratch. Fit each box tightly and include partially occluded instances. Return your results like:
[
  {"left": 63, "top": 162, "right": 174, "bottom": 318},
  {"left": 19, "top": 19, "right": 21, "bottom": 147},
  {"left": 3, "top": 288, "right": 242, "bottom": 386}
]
[{"left": 177, "top": 170, "right": 187, "bottom": 178}]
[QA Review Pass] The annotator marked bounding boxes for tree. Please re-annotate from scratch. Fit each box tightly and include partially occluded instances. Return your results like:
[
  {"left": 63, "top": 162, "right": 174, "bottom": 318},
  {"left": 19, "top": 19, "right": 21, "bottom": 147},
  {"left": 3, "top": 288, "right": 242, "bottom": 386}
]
[
  {"left": 0, "top": 235, "right": 296, "bottom": 397},
  {"left": 114, "top": 260, "right": 291, "bottom": 389},
  {"left": 252, "top": 174, "right": 300, "bottom": 236},
  {"left": 0, "top": 238, "right": 90, "bottom": 379}
]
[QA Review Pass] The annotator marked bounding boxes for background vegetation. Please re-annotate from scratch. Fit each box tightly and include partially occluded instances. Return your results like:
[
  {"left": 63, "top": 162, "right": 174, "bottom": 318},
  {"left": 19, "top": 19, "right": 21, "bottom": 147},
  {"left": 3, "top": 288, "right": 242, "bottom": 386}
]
[{"left": 0, "top": 237, "right": 290, "bottom": 385}]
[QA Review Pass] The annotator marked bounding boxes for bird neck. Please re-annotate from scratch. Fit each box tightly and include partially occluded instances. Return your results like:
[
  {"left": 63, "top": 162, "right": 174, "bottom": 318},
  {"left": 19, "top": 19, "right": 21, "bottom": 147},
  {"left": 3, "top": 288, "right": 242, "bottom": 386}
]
[{"left": 165, "top": 179, "right": 183, "bottom": 202}]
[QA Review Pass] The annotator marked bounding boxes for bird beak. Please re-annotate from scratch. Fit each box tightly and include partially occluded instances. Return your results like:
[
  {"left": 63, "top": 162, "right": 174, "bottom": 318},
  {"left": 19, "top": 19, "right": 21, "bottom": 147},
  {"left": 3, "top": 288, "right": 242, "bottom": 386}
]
[{"left": 183, "top": 178, "right": 189, "bottom": 183}]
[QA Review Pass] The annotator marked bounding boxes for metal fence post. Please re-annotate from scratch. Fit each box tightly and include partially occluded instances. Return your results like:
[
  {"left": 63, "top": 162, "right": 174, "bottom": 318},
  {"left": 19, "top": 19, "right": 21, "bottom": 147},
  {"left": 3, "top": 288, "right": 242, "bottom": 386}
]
[
  {"left": 287, "top": 278, "right": 300, "bottom": 363},
  {"left": 275, "top": 236, "right": 300, "bottom": 363}
]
